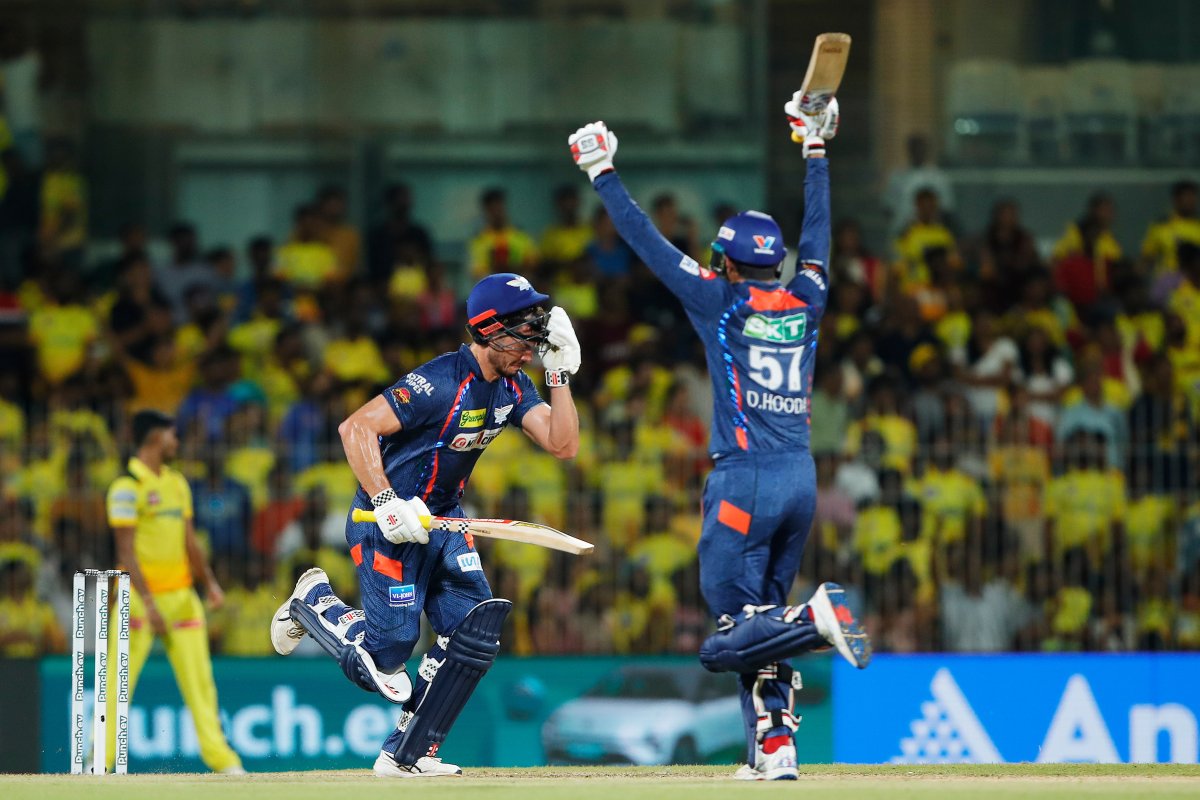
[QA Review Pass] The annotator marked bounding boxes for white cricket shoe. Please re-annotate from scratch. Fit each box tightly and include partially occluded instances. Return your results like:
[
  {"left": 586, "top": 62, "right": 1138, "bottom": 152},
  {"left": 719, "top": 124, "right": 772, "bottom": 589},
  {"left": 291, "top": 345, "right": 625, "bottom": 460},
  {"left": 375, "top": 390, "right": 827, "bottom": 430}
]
[
  {"left": 373, "top": 751, "right": 462, "bottom": 778},
  {"left": 808, "top": 582, "right": 872, "bottom": 669},
  {"left": 270, "top": 567, "right": 329, "bottom": 656},
  {"left": 732, "top": 742, "right": 798, "bottom": 781}
]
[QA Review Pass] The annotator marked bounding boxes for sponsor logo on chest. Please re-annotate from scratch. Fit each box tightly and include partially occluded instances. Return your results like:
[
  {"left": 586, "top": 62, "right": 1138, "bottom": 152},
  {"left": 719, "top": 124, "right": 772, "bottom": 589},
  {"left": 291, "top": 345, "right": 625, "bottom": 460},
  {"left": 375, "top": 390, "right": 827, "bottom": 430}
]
[
  {"left": 388, "top": 584, "right": 416, "bottom": 608},
  {"left": 743, "top": 312, "right": 808, "bottom": 343},
  {"left": 449, "top": 427, "right": 504, "bottom": 452},
  {"left": 459, "top": 408, "right": 487, "bottom": 428}
]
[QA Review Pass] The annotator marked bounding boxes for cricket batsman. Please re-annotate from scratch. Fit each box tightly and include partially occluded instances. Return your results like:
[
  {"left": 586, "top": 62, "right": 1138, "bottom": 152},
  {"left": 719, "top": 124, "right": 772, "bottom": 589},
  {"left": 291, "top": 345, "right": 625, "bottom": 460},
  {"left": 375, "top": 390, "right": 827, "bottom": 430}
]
[
  {"left": 568, "top": 96, "right": 871, "bottom": 780},
  {"left": 271, "top": 273, "right": 581, "bottom": 777},
  {"left": 105, "top": 409, "right": 244, "bottom": 773}
]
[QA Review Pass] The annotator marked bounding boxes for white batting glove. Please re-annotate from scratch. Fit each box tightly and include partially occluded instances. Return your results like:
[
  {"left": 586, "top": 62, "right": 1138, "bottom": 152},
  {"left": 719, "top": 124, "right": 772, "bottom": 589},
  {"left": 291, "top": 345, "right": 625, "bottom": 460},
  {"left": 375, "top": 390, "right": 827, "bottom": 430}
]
[
  {"left": 785, "top": 96, "right": 839, "bottom": 157},
  {"left": 371, "top": 489, "right": 430, "bottom": 545},
  {"left": 542, "top": 306, "right": 581, "bottom": 387},
  {"left": 569, "top": 121, "right": 619, "bottom": 183}
]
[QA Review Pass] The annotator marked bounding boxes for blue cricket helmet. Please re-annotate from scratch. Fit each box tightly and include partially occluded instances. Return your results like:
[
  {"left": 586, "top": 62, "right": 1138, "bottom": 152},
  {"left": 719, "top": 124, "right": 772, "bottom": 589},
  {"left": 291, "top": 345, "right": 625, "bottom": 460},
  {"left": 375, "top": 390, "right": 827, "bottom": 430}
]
[
  {"left": 466, "top": 273, "right": 551, "bottom": 350},
  {"left": 715, "top": 210, "right": 787, "bottom": 268}
]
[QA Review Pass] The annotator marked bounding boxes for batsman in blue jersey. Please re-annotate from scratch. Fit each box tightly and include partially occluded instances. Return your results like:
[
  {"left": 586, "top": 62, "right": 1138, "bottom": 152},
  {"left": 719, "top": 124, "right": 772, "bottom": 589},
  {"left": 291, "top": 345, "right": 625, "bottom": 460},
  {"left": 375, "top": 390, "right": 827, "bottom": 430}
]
[
  {"left": 270, "top": 273, "right": 581, "bottom": 778},
  {"left": 570, "top": 96, "right": 871, "bottom": 780}
]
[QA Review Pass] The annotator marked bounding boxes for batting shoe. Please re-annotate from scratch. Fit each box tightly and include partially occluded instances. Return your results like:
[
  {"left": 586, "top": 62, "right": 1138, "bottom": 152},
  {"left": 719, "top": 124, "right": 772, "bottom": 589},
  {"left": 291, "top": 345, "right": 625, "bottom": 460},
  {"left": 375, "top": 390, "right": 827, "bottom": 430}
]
[
  {"left": 373, "top": 751, "right": 462, "bottom": 778},
  {"left": 270, "top": 567, "right": 329, "bottom": 656},
  {"left": 808, "top": 582, "right": 872, "bottom": 669},
  {"left": 733, "top": 739, "right": 799, "bottom": 781}
]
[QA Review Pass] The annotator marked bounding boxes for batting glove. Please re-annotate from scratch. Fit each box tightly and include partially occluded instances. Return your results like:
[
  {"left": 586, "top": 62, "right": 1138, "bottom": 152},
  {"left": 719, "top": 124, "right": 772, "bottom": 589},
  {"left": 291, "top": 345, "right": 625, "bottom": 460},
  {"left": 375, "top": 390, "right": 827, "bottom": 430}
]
[
  {"left": 542, "top": 306, "right": 581, "bottom": 387},
  {"left": 785, "top": 96, "right": 839, "bottom": 157},
  {"left": 371, "top": 489, "right": 430, "bottom": 545},
  {"left": 569, "top": 121, "right": 619, "bottom": 182}
]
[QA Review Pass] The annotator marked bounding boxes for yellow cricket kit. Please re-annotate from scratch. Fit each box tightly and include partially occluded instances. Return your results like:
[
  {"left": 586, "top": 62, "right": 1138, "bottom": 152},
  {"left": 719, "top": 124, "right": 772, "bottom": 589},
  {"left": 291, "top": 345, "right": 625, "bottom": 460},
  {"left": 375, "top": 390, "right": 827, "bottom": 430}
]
[
  {"left": 105, "top": 457, "right": 241, "bottom": 773},
  {"left": 106, "top": 458, "right": 193, "bottom": 594}
]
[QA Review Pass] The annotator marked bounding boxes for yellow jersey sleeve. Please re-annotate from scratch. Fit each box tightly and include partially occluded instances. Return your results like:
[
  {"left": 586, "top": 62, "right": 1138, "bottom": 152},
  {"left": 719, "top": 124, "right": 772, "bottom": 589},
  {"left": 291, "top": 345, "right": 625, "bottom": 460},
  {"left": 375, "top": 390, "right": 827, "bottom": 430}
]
[{"left": 106, "top": 476, "right": 140, "bottom": 527}]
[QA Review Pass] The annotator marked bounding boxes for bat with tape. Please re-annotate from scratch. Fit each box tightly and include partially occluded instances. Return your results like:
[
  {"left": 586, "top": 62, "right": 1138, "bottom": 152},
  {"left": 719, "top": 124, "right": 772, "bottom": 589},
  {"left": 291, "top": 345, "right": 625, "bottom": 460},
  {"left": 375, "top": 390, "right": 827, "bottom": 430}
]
[
  {"left": 790, "top": 32, "right": 852, "bottom": 142},
  {"left": 351, "top": 508, "right": 594, "bottom": 555}
]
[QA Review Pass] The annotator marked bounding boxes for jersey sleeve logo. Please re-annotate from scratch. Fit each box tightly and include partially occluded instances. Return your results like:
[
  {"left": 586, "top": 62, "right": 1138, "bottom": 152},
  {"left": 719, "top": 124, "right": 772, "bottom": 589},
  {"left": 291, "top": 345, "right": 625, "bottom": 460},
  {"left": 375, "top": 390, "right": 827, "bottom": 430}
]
[
  {"left": 404, "top": 373, "right": 435, "bottom": 396},
  {"left": 494, "top": 404, "right": 514, "bottom": 425},
  {"left": 744, "top": 312, "right": 807, "bottom": 343},
  {"left": 391, "top": 387, "right": 412, "bottom": 404}
]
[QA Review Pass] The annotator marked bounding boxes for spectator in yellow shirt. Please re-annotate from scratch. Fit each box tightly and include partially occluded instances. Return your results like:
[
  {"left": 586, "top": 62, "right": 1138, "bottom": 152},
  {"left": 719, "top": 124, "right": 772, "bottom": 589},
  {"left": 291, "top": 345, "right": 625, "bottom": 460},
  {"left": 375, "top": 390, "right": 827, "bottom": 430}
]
[
  {"left": 27, "top": 271, "right": 98, "bottom": 386},
  {"left": 1169, "top": 243, "right": 1200, "bottom": 347},
  {"left": 210, "top": 556, "right": 280, "bottom": 656},
  {"left": 277, "top": 204, "right": 339, "bottom": 291},
  {"left": 38, "top": 138, "right": 87, "bottom": 268},
  {"left": 316, "top": 185, "right": 361, "bottom": 281},
  {"left": 844, "top": 377, "right": 918, "bottom": 474},
  {"left": 540, "top": 184, "right": 593, "bottom": 271},
  {"left": 1052, "top": 192, "right": 1122, "bottom": 265},
  {"left": 911, "top": 433, "right": 986, "bottom": 547},
  {"left": 322, "top": 308, "right": 388, "bottom": 388},
  {"left": 1140, "top": 180, "right": 1200, "bottom": 278},
  {"left": 893, "top": 188, "right": 961, "bottom": 288},
  {"left": 1044, "top": 431, "right": 1127, "bottom": 568},
  {"left": 468, "top": 187, "right": 538, "bottom": 279},
  {"left": 0, "top": 557, "right": 65, "bottom": 657}
]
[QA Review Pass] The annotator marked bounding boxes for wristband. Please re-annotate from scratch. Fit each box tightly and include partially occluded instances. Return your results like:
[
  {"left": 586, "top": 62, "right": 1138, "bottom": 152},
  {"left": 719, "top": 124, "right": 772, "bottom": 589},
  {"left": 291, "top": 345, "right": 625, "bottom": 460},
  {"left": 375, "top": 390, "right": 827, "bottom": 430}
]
[
  {"left": 546, "top": 369, "right": 570, "bottom": 388},
  {"left": 371, "top": 488, "right": 398, "bottom": 508}
]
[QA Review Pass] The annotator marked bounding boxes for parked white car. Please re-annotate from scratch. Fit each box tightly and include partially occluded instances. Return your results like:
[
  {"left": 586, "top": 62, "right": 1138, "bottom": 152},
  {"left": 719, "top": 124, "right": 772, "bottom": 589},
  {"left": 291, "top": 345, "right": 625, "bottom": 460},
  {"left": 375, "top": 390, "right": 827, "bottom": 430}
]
[{"left": 541, "top": 665, "right": 743, "bottom": 765}]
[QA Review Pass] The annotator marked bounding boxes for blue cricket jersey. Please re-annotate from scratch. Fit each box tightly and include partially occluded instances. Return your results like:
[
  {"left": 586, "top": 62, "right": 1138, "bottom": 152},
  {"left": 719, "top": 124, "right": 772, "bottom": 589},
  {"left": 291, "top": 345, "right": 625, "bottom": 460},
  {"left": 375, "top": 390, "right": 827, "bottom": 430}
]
[
  {"left": 593, "top": 159, "right": 831, "bottom": 458},
  {"left": 353, "top": 344, "right": 546, "bottom": 514}
]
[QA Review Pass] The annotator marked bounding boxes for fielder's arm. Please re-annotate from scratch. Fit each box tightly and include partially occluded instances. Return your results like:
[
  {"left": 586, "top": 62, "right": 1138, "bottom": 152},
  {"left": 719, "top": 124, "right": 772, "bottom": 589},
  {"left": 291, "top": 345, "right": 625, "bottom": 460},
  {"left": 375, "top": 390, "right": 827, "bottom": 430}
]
[
  {"left": 112, "top": 526, "right": 167, "bottom": 636},
  {"left": 338, "top": 395, "right": 403, "bottom": 498},
  {"left": 184, "top": 518, "right": 224, "bottom": 610}
]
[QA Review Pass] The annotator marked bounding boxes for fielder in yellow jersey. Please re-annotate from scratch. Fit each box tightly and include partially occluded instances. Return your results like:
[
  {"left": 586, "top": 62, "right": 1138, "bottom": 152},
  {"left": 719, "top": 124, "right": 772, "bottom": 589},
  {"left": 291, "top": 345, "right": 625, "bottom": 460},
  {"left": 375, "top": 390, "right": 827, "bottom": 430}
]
[{"left": 104, "top": 410, "right": 243, "bottom": 773}]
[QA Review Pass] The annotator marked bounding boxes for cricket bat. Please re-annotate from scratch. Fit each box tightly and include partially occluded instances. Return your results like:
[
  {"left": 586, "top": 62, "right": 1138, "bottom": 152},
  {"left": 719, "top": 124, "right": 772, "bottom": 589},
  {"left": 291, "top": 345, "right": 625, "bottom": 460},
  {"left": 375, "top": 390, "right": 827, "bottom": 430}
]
[
  {"left": 790, "top": 32, "right": 852, "bottom": 142},
  {"left": 350, "top": 508, "right": 594, "bottom": 555}
]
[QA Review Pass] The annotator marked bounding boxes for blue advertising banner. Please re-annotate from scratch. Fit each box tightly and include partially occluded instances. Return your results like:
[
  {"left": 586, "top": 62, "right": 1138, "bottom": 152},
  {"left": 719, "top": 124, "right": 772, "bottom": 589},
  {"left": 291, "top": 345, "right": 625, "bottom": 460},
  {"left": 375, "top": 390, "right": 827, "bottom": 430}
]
[
  {"left": 39, "top": 653, "right": 832, "bottom": 772},
  {"left": 833, "top": 654, "right": 1200, "bottom": 764}
]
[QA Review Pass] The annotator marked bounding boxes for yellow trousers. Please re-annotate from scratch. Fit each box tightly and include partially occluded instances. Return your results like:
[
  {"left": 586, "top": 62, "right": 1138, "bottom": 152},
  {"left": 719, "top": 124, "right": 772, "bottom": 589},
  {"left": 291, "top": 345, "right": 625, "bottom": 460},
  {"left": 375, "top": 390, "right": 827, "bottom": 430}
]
[{"left": 106, "top": 586, "right": 242, "bottom": 772}]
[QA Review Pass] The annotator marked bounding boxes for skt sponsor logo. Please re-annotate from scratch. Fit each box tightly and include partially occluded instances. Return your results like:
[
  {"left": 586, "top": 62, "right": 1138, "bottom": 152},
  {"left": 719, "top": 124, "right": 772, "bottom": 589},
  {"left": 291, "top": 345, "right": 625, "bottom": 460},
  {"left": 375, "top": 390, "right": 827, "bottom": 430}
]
[
  {"left": 744, "top": 312, "right": 808, "bottom": 343},
  {"left": 745, "top": 390, "right": 809, "bottom": 414},
  {"left": 459, "top": 408, "right": 487, "bottom": 428},
  {"left": 404, "top": 373, "right": 435, "bottom": 396},
  {"left": 457, "top": 553, "right": 482, "bottom": 573}
]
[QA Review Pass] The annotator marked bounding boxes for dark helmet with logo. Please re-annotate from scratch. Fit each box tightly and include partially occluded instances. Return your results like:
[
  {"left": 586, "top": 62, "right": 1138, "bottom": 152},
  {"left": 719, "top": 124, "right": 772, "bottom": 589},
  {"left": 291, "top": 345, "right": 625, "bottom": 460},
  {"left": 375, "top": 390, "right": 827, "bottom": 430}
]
[
  {"left": 466, "top": 273, "right": 551, "bottom": 354},
  {"left": 708, "top": 210, "right": 788, "bottom": 280}
]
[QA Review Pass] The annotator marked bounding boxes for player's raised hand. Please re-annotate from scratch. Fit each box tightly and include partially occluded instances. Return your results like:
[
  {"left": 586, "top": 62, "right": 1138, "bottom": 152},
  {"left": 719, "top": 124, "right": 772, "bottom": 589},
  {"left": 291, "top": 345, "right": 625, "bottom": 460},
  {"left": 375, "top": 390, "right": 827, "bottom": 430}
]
[
  {"left": 785, "top": 96, "right": 839, "bottom": 157},
  {"left": 371, "top": 489, "right": 431, "bottom": 545},
  {"left": 542, "top": 307, "right": 581, "bottom": 382},
  {"left": 569, "top": 121, "right": 618, "bottom": 182}
]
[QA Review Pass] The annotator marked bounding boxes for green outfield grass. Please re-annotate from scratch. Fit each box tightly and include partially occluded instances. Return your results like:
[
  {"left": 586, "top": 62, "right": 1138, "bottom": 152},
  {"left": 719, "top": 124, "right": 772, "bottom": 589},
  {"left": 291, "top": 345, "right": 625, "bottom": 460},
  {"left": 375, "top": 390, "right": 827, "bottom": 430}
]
[{"left": 3, "top": 764, "right": 1200, "bottom": 800}]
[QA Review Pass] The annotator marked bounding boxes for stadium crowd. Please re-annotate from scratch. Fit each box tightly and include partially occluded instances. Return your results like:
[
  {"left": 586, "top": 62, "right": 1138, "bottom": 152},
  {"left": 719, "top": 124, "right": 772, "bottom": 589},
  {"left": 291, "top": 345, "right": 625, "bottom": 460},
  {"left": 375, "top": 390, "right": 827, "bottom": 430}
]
[{"left": 1, "top": 121, "right": 1199, "bottom": 659}]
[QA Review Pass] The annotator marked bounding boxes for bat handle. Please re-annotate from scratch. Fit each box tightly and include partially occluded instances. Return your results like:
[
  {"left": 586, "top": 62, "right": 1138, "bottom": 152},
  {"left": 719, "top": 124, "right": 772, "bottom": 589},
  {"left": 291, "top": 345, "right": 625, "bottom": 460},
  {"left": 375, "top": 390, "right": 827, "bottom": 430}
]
[
  {"left": 791, "top": 132, "right": 804, "bottom": 143},
  {"left": 351, "top": 508, "right": 433, "bottom": 530}
]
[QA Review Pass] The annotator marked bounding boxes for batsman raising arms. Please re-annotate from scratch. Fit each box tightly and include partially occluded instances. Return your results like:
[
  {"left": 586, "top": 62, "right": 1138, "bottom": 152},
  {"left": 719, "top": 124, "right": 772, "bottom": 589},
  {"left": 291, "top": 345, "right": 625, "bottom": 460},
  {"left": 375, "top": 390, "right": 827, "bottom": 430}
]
[
  {"left": 271, "top": 273, "right": 581, "bottom": 778},
  {"left": 569, "top": 93, "right": 871, "bottom": 779}
]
